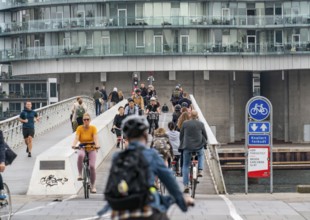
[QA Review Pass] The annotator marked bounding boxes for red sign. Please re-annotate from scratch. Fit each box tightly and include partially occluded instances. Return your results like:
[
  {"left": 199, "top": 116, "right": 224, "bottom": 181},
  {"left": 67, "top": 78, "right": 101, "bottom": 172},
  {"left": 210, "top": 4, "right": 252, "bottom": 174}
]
[{"left": 247, "top": 146, "right": 270, "bottom": 178}]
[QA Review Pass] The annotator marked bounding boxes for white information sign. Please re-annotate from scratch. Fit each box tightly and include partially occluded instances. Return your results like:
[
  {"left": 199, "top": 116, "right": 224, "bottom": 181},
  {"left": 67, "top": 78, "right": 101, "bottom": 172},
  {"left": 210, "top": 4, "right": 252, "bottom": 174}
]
[{"left": 248, "top": 148, "right": 268, "bottom": 172}]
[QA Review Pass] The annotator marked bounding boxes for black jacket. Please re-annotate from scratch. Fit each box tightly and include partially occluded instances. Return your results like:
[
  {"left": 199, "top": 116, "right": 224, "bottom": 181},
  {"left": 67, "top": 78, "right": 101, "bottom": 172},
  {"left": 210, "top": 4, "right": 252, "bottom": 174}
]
[
  {"left": 113, "top": 114, "right": 126, "bottom": 129},
  {"left": 100, "top": 89, "right": 108, "bottom": 101},
  {"left": 0, "top": 131, "right": 6, "bottom": 163}
]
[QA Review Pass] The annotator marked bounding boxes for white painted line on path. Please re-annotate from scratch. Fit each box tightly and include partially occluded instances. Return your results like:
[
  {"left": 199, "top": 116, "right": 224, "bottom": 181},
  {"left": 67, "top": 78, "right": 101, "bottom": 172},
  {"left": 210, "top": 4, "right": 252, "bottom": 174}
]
[
  {"left": 11, "top": 195, "right": 77, "bottom": 216},
  {"left": 219, "top": 195, "right": 244, "bottom": 220},
  {"left": 161, "top": 112, "right": 167, "bottom": 128}
]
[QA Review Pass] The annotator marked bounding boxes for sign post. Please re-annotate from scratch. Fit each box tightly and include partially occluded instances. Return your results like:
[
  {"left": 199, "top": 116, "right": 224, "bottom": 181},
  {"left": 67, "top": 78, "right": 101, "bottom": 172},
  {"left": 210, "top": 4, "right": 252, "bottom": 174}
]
[{"left": 245, "top": 96, "right": 273, "bottom": 194}]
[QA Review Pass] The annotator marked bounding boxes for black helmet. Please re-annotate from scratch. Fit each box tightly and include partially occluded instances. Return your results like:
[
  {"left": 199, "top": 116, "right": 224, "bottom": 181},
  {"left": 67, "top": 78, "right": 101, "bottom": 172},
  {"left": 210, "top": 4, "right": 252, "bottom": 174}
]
[
  {"left": 127, "top": 98, "right": 134, "bottom": 102},
  {"left": 175, "top": 104, "right": 181, "bottom": 111},
  {"left": 181, "top": 102, "right": 189, "bottom": 108},
  {"left": 135, "top": 88, "right": 141, "bottom": 93},
  {"left": 121, "top": 115, "right": 149, "bottom": 138}
]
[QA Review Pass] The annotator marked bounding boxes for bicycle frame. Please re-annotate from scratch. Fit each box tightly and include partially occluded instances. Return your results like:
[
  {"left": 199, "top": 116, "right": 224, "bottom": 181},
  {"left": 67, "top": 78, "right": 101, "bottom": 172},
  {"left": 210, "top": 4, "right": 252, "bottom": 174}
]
[{"left": 189, "top": 153, "right": 199, "bottom": 198}]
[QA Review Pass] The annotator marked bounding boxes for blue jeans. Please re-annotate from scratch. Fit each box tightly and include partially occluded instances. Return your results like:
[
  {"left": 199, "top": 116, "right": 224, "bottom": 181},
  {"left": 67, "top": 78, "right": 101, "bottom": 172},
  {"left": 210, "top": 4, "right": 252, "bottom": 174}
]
[
  {"left": 102, "top": 101, "right": 108, "bottom": 112},
  {"left": 95, "top": 99, "right": 101, "bottom": 116},
  {"left": 182, "top": 148, "right": 204, "bottom": 186}
]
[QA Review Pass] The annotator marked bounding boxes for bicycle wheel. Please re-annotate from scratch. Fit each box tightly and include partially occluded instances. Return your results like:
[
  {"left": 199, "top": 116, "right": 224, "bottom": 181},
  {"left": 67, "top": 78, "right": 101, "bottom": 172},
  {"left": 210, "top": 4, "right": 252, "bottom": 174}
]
[
  {"left": 83, "top": 164, "right": 90, "bottom": 199},
  {"left": 191, "top": 179, "right": 197, "bottom": 198},
  {"left": 0, "top": 183, "right": 12, "bottom": 220}
]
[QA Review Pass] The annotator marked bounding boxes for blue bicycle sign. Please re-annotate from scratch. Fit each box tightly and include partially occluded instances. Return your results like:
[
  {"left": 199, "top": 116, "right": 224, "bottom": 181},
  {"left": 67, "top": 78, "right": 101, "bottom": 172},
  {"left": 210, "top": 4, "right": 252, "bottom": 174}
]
[{"left": 248, "top": 98, "right": 271, "bottom": 121}]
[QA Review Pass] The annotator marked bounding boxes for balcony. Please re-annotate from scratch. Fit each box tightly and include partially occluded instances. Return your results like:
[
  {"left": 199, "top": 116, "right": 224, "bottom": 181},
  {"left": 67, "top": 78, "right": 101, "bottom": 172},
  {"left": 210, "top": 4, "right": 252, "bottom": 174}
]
[
  {"left": 1, "top": 42, "right": 310, "bottom": 62},
  {"left": 0, "top": 92, "right": 48, "bottom": 101},
  {"left": 1, "top": 15, "right": 310, "bottom": 36}
]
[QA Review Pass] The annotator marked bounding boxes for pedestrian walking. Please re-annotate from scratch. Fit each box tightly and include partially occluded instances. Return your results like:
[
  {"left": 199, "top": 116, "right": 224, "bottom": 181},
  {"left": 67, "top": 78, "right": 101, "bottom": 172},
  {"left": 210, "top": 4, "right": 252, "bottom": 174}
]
[
  {"left": 18, "top": 101, "right": 41, "bottom": 157},
  {"left": 100, "top": 85, "right": 108, "bottom": 112},
  {"left": 93, "top": 87, "right": 102, "bottom": 116},
  {"left": 108, "top": 87, "right": 119, "bottom": 108},
  {"left": 72, "top": 98, "right": 88, "bottom": 131}
]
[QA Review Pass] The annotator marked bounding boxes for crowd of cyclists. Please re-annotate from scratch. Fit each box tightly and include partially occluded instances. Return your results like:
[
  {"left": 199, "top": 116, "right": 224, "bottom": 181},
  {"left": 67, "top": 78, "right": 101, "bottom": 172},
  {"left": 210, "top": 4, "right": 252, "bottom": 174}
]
[{"left": 70, "top": 82, "right": 208, "bottom": 220}]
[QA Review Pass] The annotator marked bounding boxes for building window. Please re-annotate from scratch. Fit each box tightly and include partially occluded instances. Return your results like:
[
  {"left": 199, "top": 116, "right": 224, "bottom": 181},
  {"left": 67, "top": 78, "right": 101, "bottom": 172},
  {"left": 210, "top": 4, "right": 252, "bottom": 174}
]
[
  {"left": 136, "top": 3, "right": 144, "bottom": 18},
  {"left": 50, "top": 83, "right": 57, "bottom": 98},
  {"left": 86, "top": 32, "right": 93, "bottom": 49},
  {"left": 9, "top": 84, "right": 21, "bottom": 97},
  {"left": 136, "top": 31, "right": 145, "bottom": 48},
  {"left": 9, "top": 103, "right": 21, "bottom": 112}
]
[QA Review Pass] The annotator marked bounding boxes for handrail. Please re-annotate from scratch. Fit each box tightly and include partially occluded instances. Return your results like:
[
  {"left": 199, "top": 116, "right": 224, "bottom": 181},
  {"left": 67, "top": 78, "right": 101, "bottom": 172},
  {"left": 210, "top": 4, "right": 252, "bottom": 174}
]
[
  {"left": 190, "top": 94, "right": 226, "bottom": 194},
  {"left": 0, "top": 95, "right": 95, "bottom": 149}
]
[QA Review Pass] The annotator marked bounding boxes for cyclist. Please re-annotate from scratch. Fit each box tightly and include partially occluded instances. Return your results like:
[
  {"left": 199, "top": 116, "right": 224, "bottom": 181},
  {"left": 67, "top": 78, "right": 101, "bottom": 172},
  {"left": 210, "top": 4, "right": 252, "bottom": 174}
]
[
  {"left": 151, "top": 128, "right": 173, "bottom": 167},
  {"left": 145, "top": 97, "right": 160, "bottom": 134},
  {"left": 132, "top": 88, "right": 144, "bottom": 115},
  {"left": 102, "top": 115, "right": 194, "bottom": 219},
  {"left": 172, "top": 104, "right": 182, "bottom": 124},
  {"left": 170, "top": 86, "right": 182, "bottom": 108},
  {"left": 71, "top": 113, "right": 100, "bottom": 193},
  {"left": 180, "top": 111, "right": 208, "bottom": 193},
  {"left": 124, "top": 98, "right": 139, "bottom": 116},
  {"left": 178, "top": 93, "right": 192, "bottom": 110},
  {"left": 166, "top": 122, "right": 181, "bottom": 176},
  {"left": 0, "top": 130, "right": 6, "bottom": 200},
  {"left": 112, "top": 106, "right": 126, "bottom": 148}
]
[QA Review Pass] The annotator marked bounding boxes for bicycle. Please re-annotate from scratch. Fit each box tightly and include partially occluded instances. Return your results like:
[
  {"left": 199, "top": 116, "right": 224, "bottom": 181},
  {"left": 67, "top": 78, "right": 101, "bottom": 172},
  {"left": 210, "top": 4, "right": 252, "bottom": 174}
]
[
  {"left": 189, "top": 152, "right": 199, "bottom": 198},
  {"left": 0, "top": 182, "right": 12, "bottom": 220},
  {"left": 74, "top": 143, "right": 99, "bottom": 199},
  {"left": 250, "top": 104, "right": 268, "bottom": 115},
  {"left": 147, "top": 111, "right": 159, "bottom": 137}
]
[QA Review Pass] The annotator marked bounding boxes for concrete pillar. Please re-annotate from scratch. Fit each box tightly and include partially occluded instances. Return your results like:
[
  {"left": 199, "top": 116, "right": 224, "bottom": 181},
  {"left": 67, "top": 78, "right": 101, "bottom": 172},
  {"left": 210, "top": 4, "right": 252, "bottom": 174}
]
[
  {"left": 229, "top": 72, "right": 235, "bottom": 143},
  {"left": 75, "top": 73, "right": 80, "bottom": 83},
  {"left": 203, "top": 70, "right": 209, "bottom": 80},
  {"left": 283, "top": 71, "right": 289, "bottom": 142},
  {"left": 100, "top": 72, "right": 107, "bottom": 82},
  {"left": 169, "top": 71, "right": 176, "bottom": 80}
]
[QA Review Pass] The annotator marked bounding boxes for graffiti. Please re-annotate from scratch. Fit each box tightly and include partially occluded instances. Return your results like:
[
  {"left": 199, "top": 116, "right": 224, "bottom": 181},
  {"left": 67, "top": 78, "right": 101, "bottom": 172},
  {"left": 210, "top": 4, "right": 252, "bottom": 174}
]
[{"left": 40, "top": 175, "right": 68, "bottom": 187}]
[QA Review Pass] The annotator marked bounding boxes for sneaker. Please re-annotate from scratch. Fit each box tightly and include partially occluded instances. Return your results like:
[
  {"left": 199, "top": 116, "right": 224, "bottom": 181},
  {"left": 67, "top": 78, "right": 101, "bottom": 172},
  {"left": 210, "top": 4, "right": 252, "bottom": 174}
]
[
  {"left": 198, "top": 170, "right": 203, "bottom": 177},
  {"left": 116, "top": 142, "right": 120, "bottom": 148},
  {"left": 183, "top": 186, "right": 189, "bottom": 193},
  {"left": 77, "top": 175, "right": 83, "bottom": 181},
  {"left": 28, "top": 152, "right": 31, "bottom": 157}
]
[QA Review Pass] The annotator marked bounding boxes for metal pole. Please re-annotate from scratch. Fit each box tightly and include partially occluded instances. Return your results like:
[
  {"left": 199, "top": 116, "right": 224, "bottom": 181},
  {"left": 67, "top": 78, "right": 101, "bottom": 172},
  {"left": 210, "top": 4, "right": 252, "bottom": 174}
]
[{"left": 270, "top": 100, "right": 273, "bottom": 194}]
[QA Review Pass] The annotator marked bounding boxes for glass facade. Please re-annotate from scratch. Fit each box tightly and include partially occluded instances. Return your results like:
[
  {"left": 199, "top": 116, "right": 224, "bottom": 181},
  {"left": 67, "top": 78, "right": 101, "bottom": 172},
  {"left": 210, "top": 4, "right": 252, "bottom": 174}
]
[{"left": 1, "top": 1, "right": 310, "bottom": 62}]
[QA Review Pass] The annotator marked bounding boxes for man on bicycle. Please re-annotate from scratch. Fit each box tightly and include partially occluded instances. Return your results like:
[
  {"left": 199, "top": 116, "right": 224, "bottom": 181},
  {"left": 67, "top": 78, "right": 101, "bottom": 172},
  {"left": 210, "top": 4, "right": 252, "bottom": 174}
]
[
  {"left": 124, "top": 98, "right": 139, "bottom": 116},
  {"left": 132, "top": 88, "right": 144, "bottom": 115},
  {"left": 102, "top": 115, "right": 194, "bottom": 219},
  {"left": 72, "top": 113, "right": 100, "bottom": 193},
  {"left": 180, "top": 111, "right": 208, "bottom": 193},
  {"left": 145, "top": 97, "right": 160, "bottom": 134}
]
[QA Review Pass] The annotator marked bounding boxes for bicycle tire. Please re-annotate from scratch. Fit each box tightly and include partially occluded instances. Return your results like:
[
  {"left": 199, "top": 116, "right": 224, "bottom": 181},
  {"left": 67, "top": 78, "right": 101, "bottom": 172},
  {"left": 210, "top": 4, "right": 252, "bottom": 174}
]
[
  {"left": 83, "top": 164, "right": 89, "bottom": 199},
  {"left": 0, "top": 183, "right": 12, "bottom": 220},
  {"left": 191, "top": 179, "right": 197, "bottom": 198}
]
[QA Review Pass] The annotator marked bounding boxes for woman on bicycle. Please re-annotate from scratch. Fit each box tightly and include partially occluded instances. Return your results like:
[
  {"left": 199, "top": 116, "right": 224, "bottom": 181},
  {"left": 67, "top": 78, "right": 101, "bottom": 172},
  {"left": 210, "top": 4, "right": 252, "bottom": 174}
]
[
  {"left": 145, "top": 97, "right": 160, "bottom": 134},
  {"left": 72, "top": 113, "right": 99, "bottom": 193},
  {"left": 112, "top": 106, "right": 126, "bottom": 148}
]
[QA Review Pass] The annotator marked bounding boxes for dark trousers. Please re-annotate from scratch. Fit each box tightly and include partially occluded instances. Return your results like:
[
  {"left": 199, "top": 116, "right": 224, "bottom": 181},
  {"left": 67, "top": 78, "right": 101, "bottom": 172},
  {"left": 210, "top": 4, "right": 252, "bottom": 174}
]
[
  {"left": 95, "top": 99, "right": 102, "bottom": 116},
  {"left": 0, "top": 174, "right": 3, "bottom": 190},
  {"left": 148, "top": 118, "right": 159, "bottom": 133},
  {"left": 76, "top": 117, "right": 83, "bottom": 126}
]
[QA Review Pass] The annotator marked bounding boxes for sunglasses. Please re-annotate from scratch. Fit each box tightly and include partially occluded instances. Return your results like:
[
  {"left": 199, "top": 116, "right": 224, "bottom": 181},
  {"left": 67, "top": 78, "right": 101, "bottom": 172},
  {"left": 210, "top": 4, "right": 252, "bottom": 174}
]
[{"left": 83, "top": 118, "right": 90, "bottom": 121}]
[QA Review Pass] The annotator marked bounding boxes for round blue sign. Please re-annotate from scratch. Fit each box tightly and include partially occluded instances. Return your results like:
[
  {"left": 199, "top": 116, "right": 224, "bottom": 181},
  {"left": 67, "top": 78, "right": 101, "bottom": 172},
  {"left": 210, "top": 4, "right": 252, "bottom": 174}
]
[{"left": 248, "top": 98, "right": 271, "bottom": 121}]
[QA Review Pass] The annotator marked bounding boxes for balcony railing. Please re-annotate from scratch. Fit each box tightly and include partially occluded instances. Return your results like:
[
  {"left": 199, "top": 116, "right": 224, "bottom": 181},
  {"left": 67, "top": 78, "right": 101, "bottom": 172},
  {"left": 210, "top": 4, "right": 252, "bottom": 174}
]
[
  {"left": 1, "top": 42, "right": 310, "bottom": 62},
  {"left": 0, "top": 92, "right": 48, "bottom": 99},
  {"left": 1, "top": 15, "right": 310, "bottom": 35}
]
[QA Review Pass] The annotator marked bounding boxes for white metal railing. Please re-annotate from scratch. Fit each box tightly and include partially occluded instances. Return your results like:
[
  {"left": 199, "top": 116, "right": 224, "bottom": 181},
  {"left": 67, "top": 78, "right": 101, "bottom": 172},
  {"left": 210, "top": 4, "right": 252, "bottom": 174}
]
[
  {"left": 190, "top": 94, "right": 226, "bottom": 194},
  {"left": 0, "top": 95, "right": 95, "bottom": 149}
]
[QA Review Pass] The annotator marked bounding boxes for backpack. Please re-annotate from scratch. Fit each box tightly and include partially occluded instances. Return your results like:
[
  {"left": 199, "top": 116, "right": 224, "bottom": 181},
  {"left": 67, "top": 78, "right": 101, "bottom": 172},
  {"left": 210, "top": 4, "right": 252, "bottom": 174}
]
[
  {"left": 172, "top": 90, "right": 180, "bottom": 99},
  {"left": 161, "top": 104, "right": 169, "bottom": 113},
  {"left": 153, "top": 137, "right": 171, "bottom": 159},
  {"left": 126, "top": 105, "right": 137, "bottom": 116},
  {"left": 104, "top": 147, "right": 151, "bottom": 211},
  {"left": 76, "top": 105, "right": 85, "bottom": 118}
]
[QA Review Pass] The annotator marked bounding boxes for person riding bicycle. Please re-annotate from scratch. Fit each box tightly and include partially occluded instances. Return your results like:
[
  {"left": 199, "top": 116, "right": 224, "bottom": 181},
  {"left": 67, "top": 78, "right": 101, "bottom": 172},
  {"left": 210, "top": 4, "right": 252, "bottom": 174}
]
[
  {"left": 72, "top": 113, "right": 100, "bottom": 193},
  {"left": 132, "top": 88, "right": 144, "bottom": 115},
  {"left": 172, "top": 104, "right": 182, "bottom": 125},
  {"left": 124, "top": 98, "right": 139, "bottom": 116},
  {"left": 166, "top": 122, "right": 181, "bottom": 176},
  {"left": 100, "top": 115, "right": 194, "bottom": 220},
  {"left": 145, "top": 97, "right": 160, "bottom": 134},
  {"left": 180, "top": 111, "right": 208, "bottom": 193},
  {"left": 170, "top": 86, "right": 182, "bottom": 107},
  {"left": 113, "top": 106, "right": 126, "bottom": 148},
  {"left": 178, "top": 92, "right": 192, "bottom": 110},
  {"left": 151, "top": 128, "right": 173, "bottom": 167}
]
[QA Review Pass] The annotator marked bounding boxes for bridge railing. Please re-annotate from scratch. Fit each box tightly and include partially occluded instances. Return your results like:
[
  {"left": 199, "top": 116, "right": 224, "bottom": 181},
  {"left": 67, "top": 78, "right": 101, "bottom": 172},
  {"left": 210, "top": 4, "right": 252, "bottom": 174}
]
[
  {"left": 0, "top": 96, "right": 95, "bottom": 149},
  {"left": 190, "top": 94, "right": 226, "bottom": 194}
]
